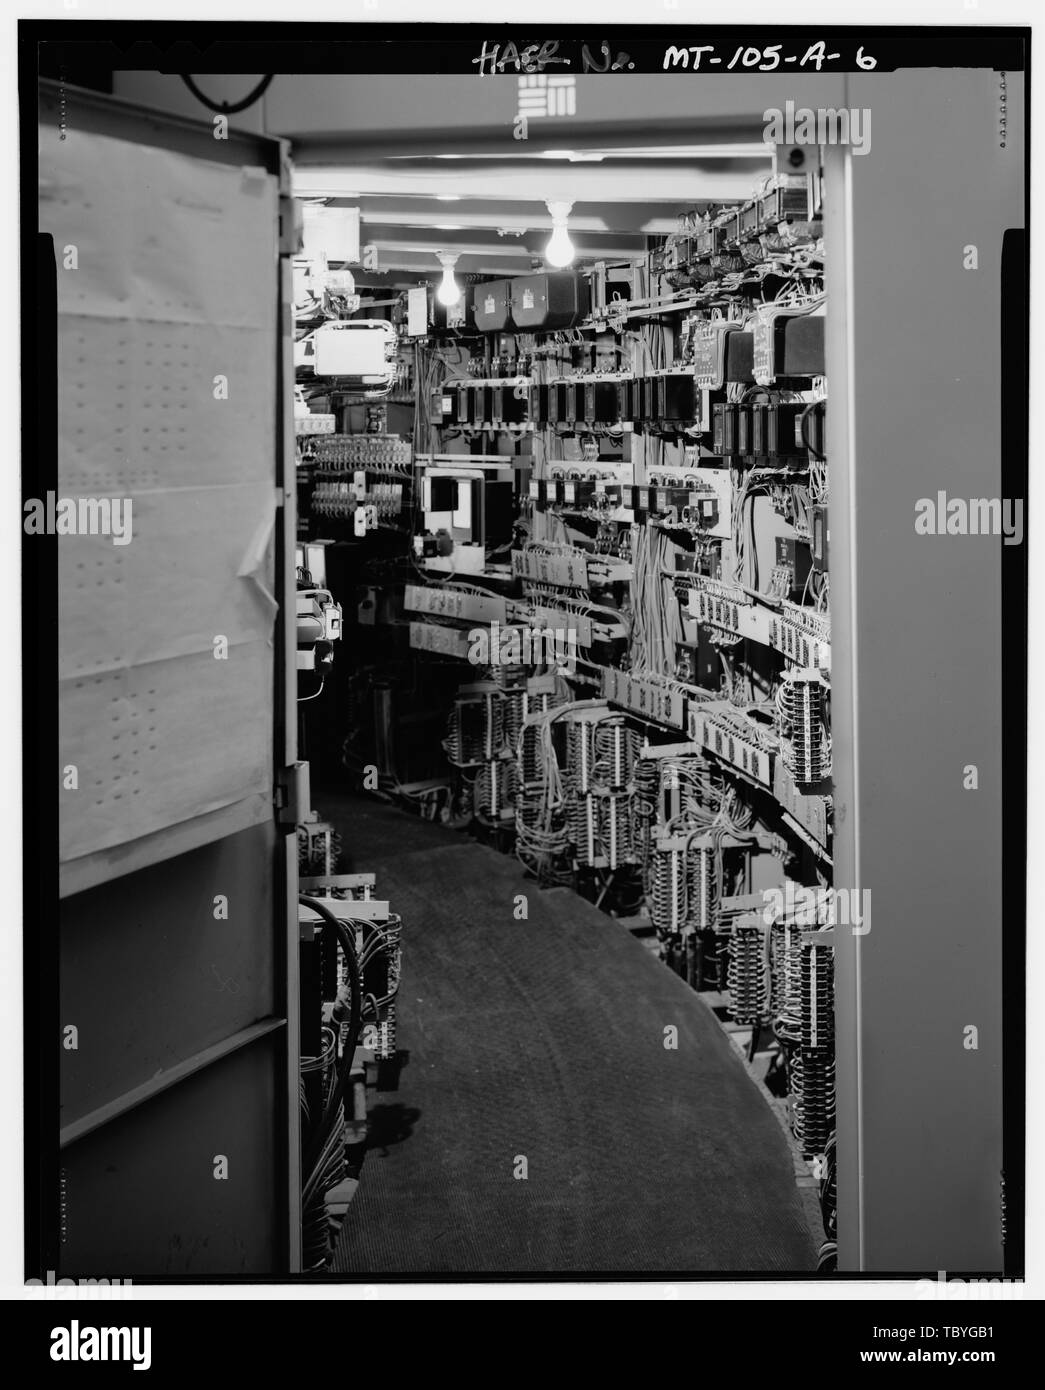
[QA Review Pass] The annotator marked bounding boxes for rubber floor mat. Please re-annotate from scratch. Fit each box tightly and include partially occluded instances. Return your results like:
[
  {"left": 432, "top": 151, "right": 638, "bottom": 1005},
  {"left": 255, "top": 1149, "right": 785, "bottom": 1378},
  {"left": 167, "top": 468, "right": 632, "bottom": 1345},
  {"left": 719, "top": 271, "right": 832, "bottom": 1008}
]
[{"left": 324, "top": 797, "right": 817, "bottom": 1275}]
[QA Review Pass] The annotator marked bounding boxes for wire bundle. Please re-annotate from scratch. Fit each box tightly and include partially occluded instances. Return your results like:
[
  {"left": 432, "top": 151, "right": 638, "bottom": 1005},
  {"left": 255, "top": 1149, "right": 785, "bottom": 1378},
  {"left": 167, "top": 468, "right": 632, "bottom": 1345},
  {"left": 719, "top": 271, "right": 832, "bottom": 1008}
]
[
  {"left": 727, "top": 922, "right": 768, "bottom": 1025},
  {"left": 629, "top": 526, "right": 684, "bottom": 676},
  {"left": 298, "top": 897, "right": 363, "bottom": 1269},
  {"left": 514, "top": 706, "right": 572, "bottom": 883},
  {"left": 776, "top": 673, "right": 830, "bottom": 784}
]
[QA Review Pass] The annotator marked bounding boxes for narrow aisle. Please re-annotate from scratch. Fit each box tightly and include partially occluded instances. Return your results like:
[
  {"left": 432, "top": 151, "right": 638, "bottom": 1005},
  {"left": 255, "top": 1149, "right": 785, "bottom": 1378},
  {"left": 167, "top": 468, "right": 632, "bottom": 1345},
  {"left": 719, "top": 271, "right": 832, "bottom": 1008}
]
[{"left": 328, "top": 795, "right": 817, "bottom": 1274}]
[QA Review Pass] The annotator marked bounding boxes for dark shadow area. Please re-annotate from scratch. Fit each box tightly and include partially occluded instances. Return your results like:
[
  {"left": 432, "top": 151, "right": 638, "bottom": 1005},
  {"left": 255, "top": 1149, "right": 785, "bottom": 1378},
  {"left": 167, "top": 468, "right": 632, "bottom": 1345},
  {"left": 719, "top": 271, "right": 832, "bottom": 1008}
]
[
  {"left": 376, "top": 1049, "right": 409, "bottom": 1094},
  {"left": 366, "top": 1103, "right": 422, "bottom": 1158}
]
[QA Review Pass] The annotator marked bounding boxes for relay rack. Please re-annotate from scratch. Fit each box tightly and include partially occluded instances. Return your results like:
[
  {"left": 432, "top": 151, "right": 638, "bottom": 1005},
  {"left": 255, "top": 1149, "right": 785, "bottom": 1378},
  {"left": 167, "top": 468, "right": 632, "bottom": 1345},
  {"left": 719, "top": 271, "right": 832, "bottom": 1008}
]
[{"left": 341, "top": 152, "right": 837, "bottom": 1264}]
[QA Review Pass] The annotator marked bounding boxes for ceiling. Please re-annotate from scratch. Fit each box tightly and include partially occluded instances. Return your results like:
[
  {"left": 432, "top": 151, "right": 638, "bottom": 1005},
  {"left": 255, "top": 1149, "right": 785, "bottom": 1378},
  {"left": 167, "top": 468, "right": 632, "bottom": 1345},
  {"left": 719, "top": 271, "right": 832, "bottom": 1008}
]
[{"left": 294, "top": 143, "right": 774, "bottom": 284}]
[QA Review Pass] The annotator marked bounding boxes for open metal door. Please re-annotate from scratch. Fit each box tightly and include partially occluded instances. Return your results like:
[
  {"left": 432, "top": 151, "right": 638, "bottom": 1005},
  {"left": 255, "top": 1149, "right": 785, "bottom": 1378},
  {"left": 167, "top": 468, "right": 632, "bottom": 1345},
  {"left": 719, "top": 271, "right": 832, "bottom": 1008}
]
[{"left": 36, "top": 80, "right": 301, "bottom": 1278}]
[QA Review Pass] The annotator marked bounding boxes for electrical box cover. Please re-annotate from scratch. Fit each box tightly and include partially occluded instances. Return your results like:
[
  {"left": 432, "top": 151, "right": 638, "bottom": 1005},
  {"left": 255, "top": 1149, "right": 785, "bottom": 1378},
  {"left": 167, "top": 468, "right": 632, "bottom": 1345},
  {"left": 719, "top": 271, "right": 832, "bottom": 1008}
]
[
  {"left": 433, "top": 293, "right": 475, "bottom": 332},
  {"left": 509, "top": 271, "right": 590, "bottom": 330},
  {"left": 473, "top": 280, "right": 513, "bottom": 333},
  {"left": 301, "top": 204, "right": 361, "bottom": 265},
  {"left": 406, "top": 286, "right": 429, "bottom": 337},
  {"left": 725, "top": 331, "right": 755, "bottom": 383},
  {"left": 782, "top": 314, "right": 825, "bottom": 377},
  {"left": 311, "top": 320, "right": 397, "bottom": 385}
]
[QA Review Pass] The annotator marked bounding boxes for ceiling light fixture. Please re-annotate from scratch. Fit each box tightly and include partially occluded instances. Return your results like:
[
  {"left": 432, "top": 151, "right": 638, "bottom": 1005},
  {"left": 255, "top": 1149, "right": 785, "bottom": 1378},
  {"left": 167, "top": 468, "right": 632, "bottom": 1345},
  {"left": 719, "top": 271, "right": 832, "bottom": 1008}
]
[
  {"left": 435, "top": 194, "right": 461, "bottom": 201},
  {"left": 544, "top": 201, "right": 575, "bottom": 268},
  {"left": 538, "top": 149, "right": 604, "bottom": 163},
  {"left": 435, "top": 250, "right": 462, "bottom": 306}
]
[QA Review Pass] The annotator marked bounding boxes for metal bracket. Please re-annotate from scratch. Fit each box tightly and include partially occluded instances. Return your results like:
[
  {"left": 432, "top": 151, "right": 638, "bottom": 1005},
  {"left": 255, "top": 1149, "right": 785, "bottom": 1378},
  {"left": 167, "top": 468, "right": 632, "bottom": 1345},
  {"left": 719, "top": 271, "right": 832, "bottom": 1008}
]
[
  {"left": 275, "top": 760, "right": 310, "bottom": 826},
  {"left": 279, "top": 194, "right": 302, "bottom": 257}
]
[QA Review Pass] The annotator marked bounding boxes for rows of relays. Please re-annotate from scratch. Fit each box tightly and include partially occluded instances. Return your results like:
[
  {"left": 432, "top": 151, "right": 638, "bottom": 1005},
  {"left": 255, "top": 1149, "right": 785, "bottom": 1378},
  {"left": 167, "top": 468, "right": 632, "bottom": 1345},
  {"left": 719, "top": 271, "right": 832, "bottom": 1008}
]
[{"left": 403, "top": 158, "right": 837, "bottom": 1258}]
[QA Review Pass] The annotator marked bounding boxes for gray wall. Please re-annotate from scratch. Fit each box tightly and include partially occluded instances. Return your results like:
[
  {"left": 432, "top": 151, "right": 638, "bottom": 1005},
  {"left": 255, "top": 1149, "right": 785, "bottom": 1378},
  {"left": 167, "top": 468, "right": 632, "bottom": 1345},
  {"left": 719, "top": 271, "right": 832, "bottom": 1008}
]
[{"left": 829, "top": 66, "right": 1023, "bottom": 1273}]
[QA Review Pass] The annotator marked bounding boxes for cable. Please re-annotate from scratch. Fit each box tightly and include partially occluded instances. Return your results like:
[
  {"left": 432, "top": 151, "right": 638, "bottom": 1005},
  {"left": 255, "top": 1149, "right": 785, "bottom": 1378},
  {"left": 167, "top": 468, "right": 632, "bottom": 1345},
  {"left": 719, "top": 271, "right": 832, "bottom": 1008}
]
[
  {"left": 180, "top": 74, "right": 274, "bottom": 115},
  {"left": 298, "top": 674, "right": 327, "bottom": 704},
  {"left": 299, "top": 896, "right": 362, "bottom": 1180},
  {"left": 800, "top": 403, "right": 826, "bottom": 461}
]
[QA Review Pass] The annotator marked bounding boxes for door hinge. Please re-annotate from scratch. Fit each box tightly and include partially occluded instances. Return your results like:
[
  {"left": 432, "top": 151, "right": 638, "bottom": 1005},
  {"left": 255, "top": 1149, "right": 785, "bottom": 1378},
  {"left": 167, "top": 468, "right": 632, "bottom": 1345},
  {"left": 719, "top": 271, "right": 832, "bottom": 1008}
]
[
  {"left": 275, "top": 760, "right": 310, "bottom": 826},
  {"left": 279, "top": 194, "right": 302, "bottom": 258}
]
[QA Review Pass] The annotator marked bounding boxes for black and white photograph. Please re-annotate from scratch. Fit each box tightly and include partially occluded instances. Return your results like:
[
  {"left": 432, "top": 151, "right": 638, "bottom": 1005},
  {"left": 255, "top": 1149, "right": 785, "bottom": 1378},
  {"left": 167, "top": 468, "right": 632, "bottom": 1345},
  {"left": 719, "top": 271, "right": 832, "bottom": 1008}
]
[{"left": 6, "top": 0, "right": 1041, "bottom": 1354}]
